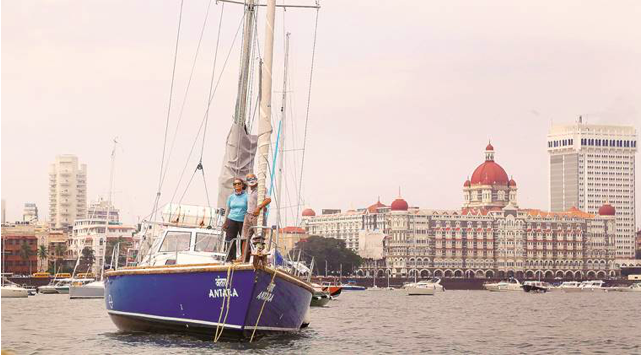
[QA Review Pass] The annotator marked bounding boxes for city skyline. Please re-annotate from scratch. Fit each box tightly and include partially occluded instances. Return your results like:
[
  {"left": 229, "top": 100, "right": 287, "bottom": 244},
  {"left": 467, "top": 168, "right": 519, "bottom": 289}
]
[{"left": 2, "top": 1, "right": 640, "bottom": 226}]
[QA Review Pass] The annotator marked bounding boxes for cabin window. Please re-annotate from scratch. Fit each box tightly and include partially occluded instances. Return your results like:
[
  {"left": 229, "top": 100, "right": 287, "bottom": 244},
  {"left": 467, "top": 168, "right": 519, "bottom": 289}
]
[
  {"left": 195, "top": 233, "right": 221, "bottom": 253},
  {"left": 160, "top": 232, "right": 191, "bottom": 252}
]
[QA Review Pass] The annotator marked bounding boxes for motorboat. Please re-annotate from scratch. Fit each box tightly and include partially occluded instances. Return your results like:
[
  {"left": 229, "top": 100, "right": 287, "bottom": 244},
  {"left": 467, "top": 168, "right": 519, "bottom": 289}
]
[
  {"left": 407, "top": 278, "right": 444, "bottom": 296},
  {"left": 609, "top": 283, "right": 641, "bottom": 292},
  {"left": 70, "top": 280, "right": 104, "bottom": 299},
  {"left": 522, "top": 281, "right": 551, "bottom": 293},
  {"left": 340, "top": 281, "right": 366, "bottom": 291},
  {"left": 53, "top": 278, "right": 73, "bottom": 294},
  {"left": 483, "top": 278, "right": 522, "bottom": 292},
  {"left": 321, "top": 282, "right": 342, "bottom": 297},
  {"left": 549, "top": 281, "right": 583, "bottom": 292},
  {"left": 580, "top": 280, "right": 605, "bottom": 292},
  {"left": 1, "top": 278, "right": 28, "bottom": 298}
]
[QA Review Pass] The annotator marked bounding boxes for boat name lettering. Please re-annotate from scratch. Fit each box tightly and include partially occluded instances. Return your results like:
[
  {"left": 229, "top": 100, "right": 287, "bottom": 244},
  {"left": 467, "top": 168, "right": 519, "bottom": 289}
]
[
  {"left": 256, "top": 291, "right": 274, "bottom": 302},
  {"left": 208, "top": 288, "right": 238, "bottom": 299},
  {"left": 215, "top": 277, "right": 227, "bottom": 287}
]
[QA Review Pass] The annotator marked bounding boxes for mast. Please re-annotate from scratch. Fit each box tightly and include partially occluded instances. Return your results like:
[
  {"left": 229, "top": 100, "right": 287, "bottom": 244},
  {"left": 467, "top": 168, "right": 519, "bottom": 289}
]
[
  {"left": 255, "top": 0, "right": 276, "bottom": 243},
  {"left": 100, "top": 139, "right": 117, "bottom": 280},
  {"left": 275, "top": 33, "right": 290, "bottom": 245},
  {"left": 234, "top": 0, "right": 257, "bottom": 124}
]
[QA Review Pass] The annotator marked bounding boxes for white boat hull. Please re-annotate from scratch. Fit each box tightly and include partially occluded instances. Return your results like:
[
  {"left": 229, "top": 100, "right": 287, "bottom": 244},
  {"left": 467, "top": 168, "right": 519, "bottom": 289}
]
[
  {"left": 38, "top": 285, "right": 59, "bottom": 294},
  {"left": 70, "top": 281, "right": 105, "bottom": 299},
  {"left": 1, "top": 286, "right": 29, "bottom": 298},
  {"left": 407, "top": 286, "right": 436, "bottom": 296}
]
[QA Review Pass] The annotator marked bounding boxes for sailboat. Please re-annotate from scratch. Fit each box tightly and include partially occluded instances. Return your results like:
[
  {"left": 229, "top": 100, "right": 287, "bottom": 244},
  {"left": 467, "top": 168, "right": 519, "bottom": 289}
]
[{"left": 104, "top": 0, "right": 319, "bottom": 340}]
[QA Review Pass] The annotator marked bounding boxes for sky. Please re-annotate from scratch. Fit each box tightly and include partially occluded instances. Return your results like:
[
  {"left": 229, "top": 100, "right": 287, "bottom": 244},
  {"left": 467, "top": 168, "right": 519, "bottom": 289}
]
[{"left": 1, "top": 0, "right": 640, "bottom": 227}]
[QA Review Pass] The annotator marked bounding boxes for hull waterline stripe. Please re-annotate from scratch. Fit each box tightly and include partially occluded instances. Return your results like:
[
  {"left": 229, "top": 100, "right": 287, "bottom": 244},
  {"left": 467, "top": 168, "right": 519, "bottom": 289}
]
[{"left": 107, "top": 310, "right": 300, "bottom": 332}]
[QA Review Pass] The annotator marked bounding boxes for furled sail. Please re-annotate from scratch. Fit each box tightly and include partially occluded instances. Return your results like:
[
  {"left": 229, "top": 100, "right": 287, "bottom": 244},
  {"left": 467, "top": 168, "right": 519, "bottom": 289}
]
[{"left": 217, "top": 123, "right": 258, "bottom": 209}]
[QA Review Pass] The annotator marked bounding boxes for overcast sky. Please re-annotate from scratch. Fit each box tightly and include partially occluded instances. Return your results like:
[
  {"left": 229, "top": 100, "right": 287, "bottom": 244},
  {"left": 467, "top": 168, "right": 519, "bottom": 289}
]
[{"left": 2, "top": 0, "right": 640, "bottom": 226}]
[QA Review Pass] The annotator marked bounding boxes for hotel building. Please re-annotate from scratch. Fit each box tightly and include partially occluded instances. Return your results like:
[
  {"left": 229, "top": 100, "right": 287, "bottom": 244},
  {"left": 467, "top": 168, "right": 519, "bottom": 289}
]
[
  {"left": 302, "top": 143, "right": 622, "bottom": 280},
  {"left": 547, "top": 119, "right": 637, "bottom": 260}
]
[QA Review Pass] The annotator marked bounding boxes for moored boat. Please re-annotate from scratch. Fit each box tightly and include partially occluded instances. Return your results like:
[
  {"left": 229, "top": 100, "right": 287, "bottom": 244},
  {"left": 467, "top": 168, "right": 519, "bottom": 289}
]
[
  {"left": 483, "top": 278, "right": 522, "bottom": 292},
  {"left": 580, "top": 280, "right": 605, "bottom": 292},
  {"left": 406, "top": 278, "right": 444, "bottom": 296},
  {"left": 549, "top": 281, "right": 583, "bottom": 292},
  {"left": 70, "top": 280, "right": 104, "bottom": 299},
  {"left": 340, "top": 281, "right": 366, "bottom": 291},
  {"left": 522, "top": 281, "right": 551, "bottom": 293},
  {"left": 1, "top": 278, "right": 28, "bottom": 298}
]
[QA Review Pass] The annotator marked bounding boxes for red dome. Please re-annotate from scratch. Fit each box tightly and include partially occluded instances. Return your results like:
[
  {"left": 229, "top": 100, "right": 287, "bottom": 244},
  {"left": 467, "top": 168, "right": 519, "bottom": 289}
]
[
  {"left": 470, "top": 161, "right": 509, "bottom": 186},
  {"left": 302, "top": 208, "right": 316, "bottom": 217},
  {"left": 509, "top": 178, "right": 517, "bottom": 187},
  {"left": 390, "top": 198, "right": 408, "bottom": 211},
  {"left": 486, "top": 143, "right": 494, "bottom": 151},
  {"left": 464, "top": 179, "right": 471, "bottom": 187},
  {"left": 367, "top": 199, "right": 387, "bottom": 213},
  {"left": 598, "top": 203, "right": 615, "bottom": 216}
]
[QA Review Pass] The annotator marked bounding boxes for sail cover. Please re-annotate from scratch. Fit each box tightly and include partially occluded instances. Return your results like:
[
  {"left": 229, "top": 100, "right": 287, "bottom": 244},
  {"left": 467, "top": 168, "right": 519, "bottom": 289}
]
[{"left": 217, "top": 123, "right": 258, "bottom": 209}]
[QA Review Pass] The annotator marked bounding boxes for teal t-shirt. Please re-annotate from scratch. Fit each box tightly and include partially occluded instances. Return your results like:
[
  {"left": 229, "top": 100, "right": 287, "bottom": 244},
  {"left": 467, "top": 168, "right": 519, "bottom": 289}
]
[{"left": 227, "top": 191, "right": 248, "bottom": 222}]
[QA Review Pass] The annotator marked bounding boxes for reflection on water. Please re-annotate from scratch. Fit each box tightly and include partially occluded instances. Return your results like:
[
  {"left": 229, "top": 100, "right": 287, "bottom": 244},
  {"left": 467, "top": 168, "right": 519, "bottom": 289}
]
[{"left": 2, "top": 291, "right": 640, "bottom": 354}]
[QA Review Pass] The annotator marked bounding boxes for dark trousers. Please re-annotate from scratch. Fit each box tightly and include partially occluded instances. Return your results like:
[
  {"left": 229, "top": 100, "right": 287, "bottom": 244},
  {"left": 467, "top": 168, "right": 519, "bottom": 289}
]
[{"left": 225, "top": 220, "right": 244, "bottom": 261}]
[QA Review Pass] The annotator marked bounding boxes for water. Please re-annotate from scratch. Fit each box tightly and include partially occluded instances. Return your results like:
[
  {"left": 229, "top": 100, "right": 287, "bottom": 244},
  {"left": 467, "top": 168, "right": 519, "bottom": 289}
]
[{"left": 2, "top": 290, "right": 640, "bottom": 354}]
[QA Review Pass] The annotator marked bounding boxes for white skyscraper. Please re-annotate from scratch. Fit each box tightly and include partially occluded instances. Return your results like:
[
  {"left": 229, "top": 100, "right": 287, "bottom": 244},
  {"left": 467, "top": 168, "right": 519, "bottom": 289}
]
[
  {"left": 49, "top": 155, "right": 88, "bottom": 229},
  {"left": 23, "top": 203, "right": 39, "bottom": 223},
  {"left": 547, "top": 118, "right": 638, "bottom": 260}
]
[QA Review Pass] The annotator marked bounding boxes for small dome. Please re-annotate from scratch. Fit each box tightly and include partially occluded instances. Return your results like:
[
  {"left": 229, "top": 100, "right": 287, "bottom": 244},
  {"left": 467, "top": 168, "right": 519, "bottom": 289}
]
[
  {"left": 598, "top": 203, "right": 615, "bottom": 216},
  {"left": 486, "top": 143, "right": 494, "bottom": 151},
  {"left": 464, "top": 179, "right": 471, "bottom": 187},
  {"left": 302, "top": 208, "right": 316, "bottom": 217},
  {"left": 390, "top": 198, "right": 408, "bottom": 211},
  {"left": 509, "top": 178, "right": 517, "bottom": 187},
  {"left": 367, "top": 198, "right": 387, "bottom": 213}
]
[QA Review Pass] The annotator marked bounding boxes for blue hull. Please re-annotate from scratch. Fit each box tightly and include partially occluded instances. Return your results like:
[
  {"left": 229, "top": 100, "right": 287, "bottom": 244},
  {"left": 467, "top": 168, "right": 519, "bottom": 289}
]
[{"left": 104, "top": 266, "right": 312, "bottom": 339}]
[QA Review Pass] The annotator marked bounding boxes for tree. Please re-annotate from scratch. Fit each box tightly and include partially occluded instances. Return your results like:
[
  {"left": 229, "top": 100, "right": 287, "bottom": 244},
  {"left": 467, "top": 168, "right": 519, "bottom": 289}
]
[
  {"left": 294, "top": 236, "right": 363, "bottom": 276},
  {"left": 19, "top": 240, "right": 34, "bottom": 275},
  {"left": 53, "top": 243, "right": 67, "bottom": 274},
  {"left": 38, "top": 245, "right": 48, "bottom": 272},
  {"left": 79, "top": 247, "right": 95, "bottom": 274}
]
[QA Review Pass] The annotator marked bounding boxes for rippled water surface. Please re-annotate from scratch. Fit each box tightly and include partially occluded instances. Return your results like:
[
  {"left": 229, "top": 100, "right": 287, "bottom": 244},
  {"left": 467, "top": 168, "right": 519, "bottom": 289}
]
[{"left": 2, "top": 290, "right": 640, "bottom": 354}]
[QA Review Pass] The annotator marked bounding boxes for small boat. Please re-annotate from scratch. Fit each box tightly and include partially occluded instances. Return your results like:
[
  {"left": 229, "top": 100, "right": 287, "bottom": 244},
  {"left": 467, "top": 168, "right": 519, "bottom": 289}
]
[
  {"left": 608, "top": 283, "right": 641, "bottom": 292},
  {"left": 321, "top": 282, "right": 342, "bottom": 297},
  {"left": 483, "top": 278, "right": 522, "bottom": 292},
  {"left": 549, "top": 281, "right": 583, "bottom": 292},
  {"left": 53, "top": 278, "right": 73, "bottom": 294},
  {"left": 22, "top": 284, "right": 38, "bottom": 296},
  {"left": 1, "top": 278, "right": 28, "bottom": 298},
  {"left": 522, "top": 281, "right": 551, "bottom": 293},
  {"left": 407, "top": 278, "right": 444, "bottom": 296},
  {"left": 340, "top": 281, "right": 366, "bottom": 291},
  {"left": 580, "top": 280, "right": 605, "bottom": 292},
  {"left": 70, "top": 280, "right": 104, "bottom": 299}
]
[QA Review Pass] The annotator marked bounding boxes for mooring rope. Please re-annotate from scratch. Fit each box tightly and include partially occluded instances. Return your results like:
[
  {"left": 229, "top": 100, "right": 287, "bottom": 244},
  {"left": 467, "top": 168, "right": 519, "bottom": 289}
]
[
  {"left": 249, "top": 266, "right": 279, "bottom": 342},
  {"left": 213, "top": 263, "right": 236, "bottom": 342}
]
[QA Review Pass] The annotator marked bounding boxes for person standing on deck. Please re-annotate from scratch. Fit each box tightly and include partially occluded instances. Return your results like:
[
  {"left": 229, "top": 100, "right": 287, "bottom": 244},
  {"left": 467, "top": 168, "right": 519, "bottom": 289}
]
[
  {"left": 223, "top": 178, "right": 248, "bottom": 262},
  {"left": 240, "top": 173, "right": 271, "bottom": 261}
]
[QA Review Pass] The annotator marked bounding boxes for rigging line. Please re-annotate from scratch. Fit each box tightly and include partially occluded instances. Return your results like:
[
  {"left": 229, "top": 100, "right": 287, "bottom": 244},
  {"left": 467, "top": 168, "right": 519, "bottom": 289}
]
[
  {"left": 161, "top": 0, "right": 215, "bottom": 187},
  {"left": 295, "top": 5, "right": 320, "bottom": 226},
  {"left": 167, "top": 12, "right": 246, "bottom": 206},
  {"left": 178, "top": 169, "right": 199, "bottom": 205},
  {"left": 152, "top": 0, "right": 185, "bottom": 220},
  {"left": 199, "top": 1, "right": 226, "bottom": 162}
]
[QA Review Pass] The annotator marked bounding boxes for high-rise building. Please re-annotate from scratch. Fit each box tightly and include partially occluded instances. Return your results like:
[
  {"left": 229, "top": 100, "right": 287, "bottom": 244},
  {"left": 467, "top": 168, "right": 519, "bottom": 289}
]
[
  {"left": 23, "top": 203, "right": 39, "bottom": 223},
  {"left": 1, "top": 199, "right": 6, "bottom": 224},
  {"left": 49, "top": 155, "right": 87, "bottom": 229},
  {"left": 547, "top": 118, "right": 637, "bottom": 260}
]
